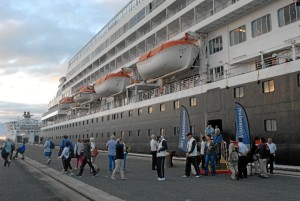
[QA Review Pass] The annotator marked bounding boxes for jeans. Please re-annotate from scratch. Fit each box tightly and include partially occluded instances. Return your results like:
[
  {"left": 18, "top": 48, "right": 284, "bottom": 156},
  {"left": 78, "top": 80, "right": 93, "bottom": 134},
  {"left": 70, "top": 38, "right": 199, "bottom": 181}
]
[
  {"left": 157, "top": 156, "right": 165, "bottom": 178},
  {"left": 123, "top": 152, "right": 127, "bottom": 171},
  {"left": 108, "top": 155, "right": 116, "bottom": 172},
  {"left": 205, "top": 154, "right": 216, "bottom": 175}
]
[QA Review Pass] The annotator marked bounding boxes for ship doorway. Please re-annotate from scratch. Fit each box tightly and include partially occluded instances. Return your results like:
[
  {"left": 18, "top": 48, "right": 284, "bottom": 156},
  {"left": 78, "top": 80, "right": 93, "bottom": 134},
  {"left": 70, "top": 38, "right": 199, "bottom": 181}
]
[{"left": 207, "top": 119, "right": 222, "bottom": 131}]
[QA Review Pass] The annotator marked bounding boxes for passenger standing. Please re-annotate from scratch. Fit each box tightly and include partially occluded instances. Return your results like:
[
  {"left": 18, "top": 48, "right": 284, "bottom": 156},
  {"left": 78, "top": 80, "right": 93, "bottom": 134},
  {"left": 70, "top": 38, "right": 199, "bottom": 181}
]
[
  {"left": 267, "top": 138, "right": 277, "bottom": 174},
  {"left": 238, "top": 137, "right": 249, "bottom": 179},
  {"left": 2, "top": 138, "right": 12, "bottom": 167},
  {"left": 106, "top": 135, "right": 117, "bottom": 173},
  {"left": 156, "top": 135, "right": 168, "bottom": 181},
  {"left": 43, "top": 138, "right": 52, "bottom": 164},
  {"left": 90, "top": 137, "right": 100, "bottom": 173},
  {"left": 111, "top": 138, "right": 127, "bottom": 180},
  {"left": 204, "top": 134, "right": 217, "bottom": 176},
  {"left": 76, "top": 139, "right": 99, "bottom": 177},
  {"left": 204, "top": 125, "right": 214, "bottom": 137},
  {"left": 214, "top": 129, "right": 223, "bottom": 164},
  {"left": 258, "top": 138, "right": 270, "bottom": 178},
  {"left": 228, "top": 136, "right": 239, "bottom": 180},
  {"left": 251, "top": 136, "right": 260, "bottom": 175},
  {"left": 74, "top": 139, "right": 84, "bottom": 169},
  {"left": 123, "top": 140, "right": 129, "bottom": 171},
  {"left": 150, "top": 134, "right": 158, "bottom": 170},
  {"left": 200, "top": 136, "right": 206, "bottom": 169},
  {"left": 182, "top": 133, "right": 201, "bottom": 178}
]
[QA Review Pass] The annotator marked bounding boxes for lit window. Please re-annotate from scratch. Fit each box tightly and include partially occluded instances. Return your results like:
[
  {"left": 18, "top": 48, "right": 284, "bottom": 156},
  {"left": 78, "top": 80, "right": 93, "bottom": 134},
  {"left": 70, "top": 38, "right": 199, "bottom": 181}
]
[
  {"left": 263, "top": 80, "right": 275, "bottom": 93},
  {"left": 138, "top": 108, "right": 142, "bottom": 115},
  {"left": 230, "top": 25, "right": 246, "bottom": 46},
  {"left": 148, "top": 106, "right": 153, "bottom": 114},
  {"left": 265, "top": 120, "right": 277, "bottom": 131},
  {"left": 129, "top": 110, "right": 133, "bottom": 117},
  {"left": 160, "top": 128, "right": 166, "bottom": 136},
  {"left": 160, "top": 104, "right": 165, "bottom": 112},
  {"left": 190, "top": 97, "right": 197, "bottom": 106},
  {"left": 234, "top": 87, "right": 244, "bottom": 98},
  {"left": 121, "top": 131, "right": 125, "bottom": 138},
  {"left": 174, "top": 100, "right": 180, "bottom": 109}
]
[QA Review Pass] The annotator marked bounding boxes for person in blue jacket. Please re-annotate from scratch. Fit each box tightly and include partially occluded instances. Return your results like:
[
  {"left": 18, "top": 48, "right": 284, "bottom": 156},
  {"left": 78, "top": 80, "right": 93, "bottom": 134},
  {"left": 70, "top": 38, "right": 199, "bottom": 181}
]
[{"left": 13, "top": 141, "right": 26, "bottom": 160}]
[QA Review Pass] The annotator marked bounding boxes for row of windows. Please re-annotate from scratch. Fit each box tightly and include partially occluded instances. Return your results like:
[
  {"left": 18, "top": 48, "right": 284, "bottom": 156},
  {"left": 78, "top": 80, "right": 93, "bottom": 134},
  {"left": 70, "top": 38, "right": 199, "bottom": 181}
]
[
  {"left": 209, "top": 3, "right": 300, "bottom": 52},
  {"left": 234, "top": 80, "right": 275, "bottom": 98},
  {"left": 52, "top": 119, "right": 277, "bottom": 141}
]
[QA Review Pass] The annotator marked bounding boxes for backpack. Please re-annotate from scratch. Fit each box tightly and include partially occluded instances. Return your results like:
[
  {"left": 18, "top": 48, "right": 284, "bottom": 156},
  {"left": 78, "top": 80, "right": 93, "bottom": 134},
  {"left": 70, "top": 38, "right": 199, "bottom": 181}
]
[{"left": 50, "top": 141, "right": 55, "bottom": 149}]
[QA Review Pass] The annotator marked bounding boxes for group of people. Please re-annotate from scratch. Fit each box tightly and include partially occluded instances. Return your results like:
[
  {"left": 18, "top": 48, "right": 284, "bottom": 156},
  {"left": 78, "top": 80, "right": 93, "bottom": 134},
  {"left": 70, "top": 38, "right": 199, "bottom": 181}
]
[
  {"left": 150, "top": 124, "right": 277, "bottom": 182},
  {"left": 43, "top": 135, "right": 129, "bottom": 180},
  {"left": 1, "top": 138, "right": 26, "bottom": 167}
]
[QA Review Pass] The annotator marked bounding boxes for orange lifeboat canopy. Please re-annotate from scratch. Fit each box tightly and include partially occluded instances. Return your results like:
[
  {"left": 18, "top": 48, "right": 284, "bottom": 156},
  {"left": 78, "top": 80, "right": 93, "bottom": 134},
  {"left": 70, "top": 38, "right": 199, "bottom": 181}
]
[
  {"left": 59, "top": 97, "right": 74, "bottom": 104},
  {"left": 78, "top": 86, "right": 95, "bottom": 93},
  {"left": 95, "top": 71, "right": 130, "bottom": 86}
]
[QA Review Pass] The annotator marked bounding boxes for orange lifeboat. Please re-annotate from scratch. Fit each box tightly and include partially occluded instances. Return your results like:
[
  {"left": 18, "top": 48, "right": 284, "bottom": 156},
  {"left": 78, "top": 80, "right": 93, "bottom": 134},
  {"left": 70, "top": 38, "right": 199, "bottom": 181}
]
[
  {"left": 136, "top": 34, "right": 199, "bottom": 82},
  {"left": 59, "top": 97, "right": 74, "bottom": 110},
  {"left": 94, "top": 70, "right": 130, "bottom": 97},
  {"left": 73, "top": 86, "right": 99, "bottom": 104}
]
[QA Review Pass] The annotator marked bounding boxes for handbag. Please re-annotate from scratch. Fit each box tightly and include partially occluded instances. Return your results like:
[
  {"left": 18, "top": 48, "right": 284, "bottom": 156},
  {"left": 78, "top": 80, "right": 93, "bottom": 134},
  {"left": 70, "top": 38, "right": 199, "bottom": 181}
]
[
  {"left": 1, "top": 148, "right": 6, "bottom": 158},
  {"left": 91, "top": 148, "right": 99, "bottom": 157}
]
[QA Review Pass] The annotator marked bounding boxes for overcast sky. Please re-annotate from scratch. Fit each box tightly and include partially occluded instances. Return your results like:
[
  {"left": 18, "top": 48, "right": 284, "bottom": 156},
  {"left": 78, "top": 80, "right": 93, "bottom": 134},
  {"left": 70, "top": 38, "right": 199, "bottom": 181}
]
[{"left": 0, "top": 0, "right": 130, "bottom": 127}]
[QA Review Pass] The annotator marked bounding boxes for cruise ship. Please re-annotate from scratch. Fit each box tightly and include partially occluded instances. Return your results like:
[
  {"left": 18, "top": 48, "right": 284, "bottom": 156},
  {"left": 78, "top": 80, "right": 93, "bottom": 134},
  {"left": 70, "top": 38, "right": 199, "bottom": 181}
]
[{"left": 41, "top": 0, "right": 300, "bottom": 165}]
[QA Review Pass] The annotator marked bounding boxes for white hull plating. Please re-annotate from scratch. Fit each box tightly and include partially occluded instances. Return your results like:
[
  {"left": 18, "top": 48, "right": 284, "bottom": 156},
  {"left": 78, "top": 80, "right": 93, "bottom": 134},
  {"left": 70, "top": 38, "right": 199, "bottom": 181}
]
[
  {"left": 137, "top": 44, "right": 199, "bottom": 82},
  {"left": 94, "top": 77, "right": 129, "bottom": 97}
]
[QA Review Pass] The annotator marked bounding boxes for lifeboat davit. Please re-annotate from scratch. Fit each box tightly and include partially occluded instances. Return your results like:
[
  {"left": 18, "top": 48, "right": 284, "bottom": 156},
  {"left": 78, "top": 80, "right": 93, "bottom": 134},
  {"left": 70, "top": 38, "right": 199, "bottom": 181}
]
[
  {"left": 136, "top": 37, "right": 199, "bottom": 82},
  {"left": 59, "top": 97, "right": 74, "bottom": 110},
  {"left": 73, "top": 86, "right": 99, "bottom": 104},
  {"left": 94, "top": 71, "right": 130, "bottom": 97}
]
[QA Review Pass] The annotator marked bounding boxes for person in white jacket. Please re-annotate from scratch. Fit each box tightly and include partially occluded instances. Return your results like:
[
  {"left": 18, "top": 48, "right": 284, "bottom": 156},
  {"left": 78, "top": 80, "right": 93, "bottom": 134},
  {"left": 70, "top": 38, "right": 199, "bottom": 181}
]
[{"left": 58, "top": 141, "right": 73, "bottom": 176}]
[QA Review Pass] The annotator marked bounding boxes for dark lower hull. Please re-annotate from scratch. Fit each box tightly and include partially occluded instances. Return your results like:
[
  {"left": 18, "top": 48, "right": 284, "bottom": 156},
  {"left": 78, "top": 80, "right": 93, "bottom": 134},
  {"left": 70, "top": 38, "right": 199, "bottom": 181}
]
[{"left": 41, "top": 70, "right": 300, "bottom": 165}]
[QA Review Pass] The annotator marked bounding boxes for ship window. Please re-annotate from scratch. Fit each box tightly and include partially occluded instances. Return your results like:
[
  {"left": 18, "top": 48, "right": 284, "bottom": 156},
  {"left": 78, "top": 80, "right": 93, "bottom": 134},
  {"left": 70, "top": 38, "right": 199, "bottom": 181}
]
[
  {"left": 102, "top": 117, "right": 104, "bottom": 122},
  {"left": 83, "top": 121, "right": 85, "bottom": 126},
  {"left": 87, "top": 134, "right": 89, "bottom": 139},
  {"left": 138, "top": 130, "right": 142, "bottom": 136},
  {"left": 121, "top": 131, "right": 125, "bottom": 138},
  {"left": 174, "top": 100, "right": 180, "bottom": 109},
  {"left": 91, "top": 119, "right": 94, "bottom": 124},
  {"left": 107, "top": 133, "right": 110, "bottom": 138},
  {"left": 96, "top": 118, "right": 98, "bottom": 123},
  {"left": 160, "top": 128, "right": 166, "bottom": 136},
  {"left": 278, "top": 3, "right": 300, "bottom": 27},
  {"left": 107, "top": 115, "right": 110, "bottom": 121},
  {"left": 129, "top": 110, "right": 133, "bottom": 117},
  {"left": 190, "top": 97, "right": 197, "bottom": 106},
  {"left": 86, "top": 120, "right": 89, "bottom": 125},
  {"left": 174, "top": 127, "right": 179, "bottom": 136},
  {"left": 234, "top": 87, "right": 244, "bottom": 98},
  {"left": 83, "top": 134, "right": 85, "bottom": 139},
  {"left": 263, "top": 80, "right": 275, "bottom": 93},
  {"left": 96, "top": 133, "right": 98, "bottom": 138},
  {"left": 101, "top": 133, "right": 103, "bottom": 138},
  {"left": 148, "top": 129, "right": 153, "bottom": 136},
  {"left": 265, "top": 120, "right": 277, "bottom": 131},
  {"left": 129, "top": 130, "right": 132, "bottom": 137},
  {"left": 160, "top": 104, "right": 166, "bottom": 112},
  {"left": 298, "top": 74, "right": 300, "bottom": 86},
  {"left": 252, "top": 14, "right": 272, "bottom": 38},
  {"left": 230, "top": 25, "right": 246, "bottom": 46},
  {"left": 209, "top": 36, "right": 223, "bottom": 54},
  {"left": 138, "top": 108, "right": 142, "bottom": 115},
  {"left": 148, "top": 106, "right": 153, "bottom": 114}
]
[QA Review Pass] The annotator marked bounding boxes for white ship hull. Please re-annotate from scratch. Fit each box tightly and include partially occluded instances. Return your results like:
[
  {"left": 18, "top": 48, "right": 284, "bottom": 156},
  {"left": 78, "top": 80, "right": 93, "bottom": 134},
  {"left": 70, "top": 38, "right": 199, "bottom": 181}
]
[{"left": 137, "top": 43, "right": 199, "bottom": 82}]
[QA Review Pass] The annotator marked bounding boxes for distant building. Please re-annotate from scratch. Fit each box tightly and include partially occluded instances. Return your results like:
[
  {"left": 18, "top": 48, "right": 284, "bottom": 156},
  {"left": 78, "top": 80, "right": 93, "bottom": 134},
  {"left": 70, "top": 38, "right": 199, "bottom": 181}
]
[{"left": 5, "top": 112, "right": 40, "bottom": 143}]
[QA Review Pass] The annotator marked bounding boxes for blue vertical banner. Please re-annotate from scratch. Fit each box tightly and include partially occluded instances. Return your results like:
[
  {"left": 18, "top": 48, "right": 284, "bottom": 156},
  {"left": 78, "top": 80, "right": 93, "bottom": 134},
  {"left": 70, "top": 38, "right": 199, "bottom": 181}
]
[
  {"left": 235, "top": 102, "right": 251, "bottom": 147},
  {"left": 178, "top": 105, "right": 190, "bottom": 152}
]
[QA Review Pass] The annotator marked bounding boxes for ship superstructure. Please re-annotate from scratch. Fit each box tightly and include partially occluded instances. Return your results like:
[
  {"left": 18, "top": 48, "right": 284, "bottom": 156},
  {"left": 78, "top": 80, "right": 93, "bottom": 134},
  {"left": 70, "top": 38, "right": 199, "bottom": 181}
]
[{"left": 41, "top": 0, "right": 300, "bottom": 165}]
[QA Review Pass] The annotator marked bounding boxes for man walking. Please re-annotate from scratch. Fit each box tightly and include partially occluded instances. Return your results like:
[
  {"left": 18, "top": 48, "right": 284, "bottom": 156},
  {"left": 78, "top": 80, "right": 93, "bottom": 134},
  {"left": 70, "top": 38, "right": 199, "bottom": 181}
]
[{"left": 182, "top": 133, "right": 201, "bottom": 178}]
